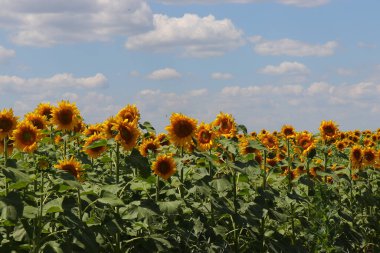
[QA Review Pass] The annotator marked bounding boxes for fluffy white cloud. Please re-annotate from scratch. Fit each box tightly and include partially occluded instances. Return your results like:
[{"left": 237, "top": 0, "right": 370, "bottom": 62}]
[
  {"left": 157, "top": 0, "right": 330, "bottom": 7},
  {"left": 147, "top": 68, "right": 181, "bottom": 80},
  {"left": 126, "top": 14, "right": 245, "bottom": 57},
  {"left": 0, "top": 0, "right": 153, "bottom": 46},
  {"left": 0, "top": 73, "right": 107, "bottom": 92},
  {"left": 260, "top": 61, "right": 309, "bottom": 75},
  {"left": 211, "top": 72, "right": 233, "bottom": 80},
  {"left": 0, "top": 45, "right": 15, "bottom": 62},
  {"left": 251, "top": 36, "right": 338, "bottom": 56}
]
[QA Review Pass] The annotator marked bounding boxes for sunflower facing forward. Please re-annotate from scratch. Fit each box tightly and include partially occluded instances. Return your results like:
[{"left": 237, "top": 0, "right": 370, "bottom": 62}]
[
  {"left": 166, "top": 113, "right": 197, "bottom": 147},
  {"left": 319, "top": 120, "right": 339, "bottom": 141},
  {"left": 152, "top": 154, "right": 176, "bottom": 180},
  {"left": 25, "top": 112, "right": 47, "bottom": 130},
  {"left": 0, "top": 108, "right": 18, "bottom": 139},
  {"left": 196, "top": 122, "right": 215, "bottom": 151},
  {"left": 12, "top": 121, "right": 41, "bottom": 153},
  {"left": 35, "top": 102, "right": 53, "bottom": 121},
  {"left": 139, "top": 138, "right": 161, "bottom": 157},
  {"left": 212, "top": 112, "right": 236, "bottom": 138},
  {"left": 51, "top": 101, "right": 81, "bottom": 131},
  {"left": 83, "top": 134, "right": 108, "bottom": 159},
  {"left": 113, "top": 119, "right": 140, "bottom": 151},
  {"left": 54, "top": 157, "right": 83, "bottom": 180}
]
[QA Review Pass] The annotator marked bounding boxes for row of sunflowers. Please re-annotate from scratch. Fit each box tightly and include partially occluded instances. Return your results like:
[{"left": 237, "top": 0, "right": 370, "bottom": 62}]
[{"left": 0, "top": 101, "right": 379, "bottom": 252}]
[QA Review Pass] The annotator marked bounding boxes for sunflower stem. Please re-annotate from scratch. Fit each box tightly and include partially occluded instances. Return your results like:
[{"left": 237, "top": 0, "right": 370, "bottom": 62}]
[
  {"left": 286, "top": 138, "right": 292, "bottom": 192},
  {"left": 77, "top": 187, "right": 82, "bottom": 220},
  {"left": 3, "top": 137, "right": 9, "bottom": 195},
  {"left": 155, "top": 175, "right": 160, "bottom": 202},
  {"left": 116, "top": 143, "right": 120, "bottom": 184},
  {"left": 63, "top": 137, "right": 67, "bottom": 159},
  {"left": 262, "top": 150, "right": 267, "bottom": 189}
]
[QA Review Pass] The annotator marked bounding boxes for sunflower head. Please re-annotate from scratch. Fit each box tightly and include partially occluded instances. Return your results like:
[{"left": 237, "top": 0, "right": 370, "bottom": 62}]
[
  {"left": 24, "top": 112, "right": 47, "bottom": 130},
  {"left": 350, "top": 145, "right": 362, "bottom": 169},
  {"left": 212, "top": 112, "right": 236, "bottom": 138},
  {"left": 239, "top": 137, "right": 258, "bottom": 156},
  {"left": 335, "top": 140, "right": 346, "bottom": 151},
  {"left": 281, "top": 125, "right": 296, "bottom": 139},
  {"left": 102, "top": 116, "right": 118, "bottom": 139},
  {"left": 51, "top": 101, "right": 81, "bottom": 131},
  {"left": 259, "top": 132, "right": 278, "bottom": 150},
  {"left": 152, "top": 154, "right": 176, "bottom": 180},
  {"left": 0, "top": 137, "right": 14, "bottom": 156},
  {"left": 116, "top": 104, "right": 140, "bottom": 124},
  {"left": 0, "top": 108, "right": 18, "bottom": 139},
  {"left": 296, "top": 132, "right": 314, "bottom": 150},
  {"left": 156, "top": 133, "right": 170, "bottom": 146},
  {"left": 54, "top": 157, "right": 83, "bottom": 180},
  {"left": 73, "top": 121, "right": 85, "bottom": 133},
  {"left": 165, "top": 113, "right": 197, "bottom": 147},
  {"left": 83, "top": 123, "right": 103, "bottom": 137},
  {"left": 35, "top": 103, "right": 53, "bottom": 121},
  {"left": 113, "top": 118, "right": 140, "bottom": 151},
  {"left": 196, "top": 122, "right": 215, "bottom": 151},
  {"left": 362, "top": 147, "right": 376, "bottom": 167},
  {"left": 11, "top": 121, "right": 41, "bottom": 153},
  {"left": 83, "top": 134, "right": 108, "bottom": 159},
  {"left": 139, "top": 138, "right": 161, "bottom": 157},
  {"left": 319, "top": 120, "right": 339, "bottom": 141}
]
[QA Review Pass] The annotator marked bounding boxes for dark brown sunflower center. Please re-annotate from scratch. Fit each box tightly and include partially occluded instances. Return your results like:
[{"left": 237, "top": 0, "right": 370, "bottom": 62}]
[
  {"left": 364, "top": 152, "right": 375, "bottom": 162},
  {"left": 145, "top": 143, "right": 157, "bottom": 153},
  {"left": 57, "top": 109, "right": 73, "bottom": 125},
  {"left": 89, "top": 139, "right": 105, "bottom": 152},
  {"left": 42, "top": 108, "right": 52, "bottom": 119},
  {"left": 352, "top": 150, "right": 362, "bottom": 160},
  {"left": 199, "top": 130, "right": 211, "bottom": 143},
  {"left": 157, "top": 160, "right": 171, "bottom": 175},
  {"left": 0, "top": 118, "right": 14, "bottom": 132},
  {"left": 32, "top": 119, "right": 44, "bottom": 129},
  {"left": 284, "top": 128, "right": 294, "bottom": 136},
  {"left": 323, "top": 126, "right": 335, "bottom": 136},
  {"left": 244, "top": 146, "right": 256, "bottom": 154},
  {"left": 21, "top": 130, "right": 36, "bottom": 145},
  {"left": 173, "top": 120, "right": 194, "bottom": 138},
  {"left": 220, "top": 119, "right": 232, "bottom": 133},
  {"left": 120, "top": 126, "right": 133, "bottom": 143},
  {"left": 61, "top": 164, "right": 78, "bottom": 177}
]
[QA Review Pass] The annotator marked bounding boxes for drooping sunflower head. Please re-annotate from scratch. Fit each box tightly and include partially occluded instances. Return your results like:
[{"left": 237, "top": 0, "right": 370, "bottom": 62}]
[
  {"left": 83, "top": 123, "right": 103, "bottom": 137},
  {"left": 196, "top": 122, "right": 215, "bottom": 151},
  {"left": 259, "top": 132, "right": 278, "bottom": 150},
  {"left": 11, "top": 121, "right": 41, "bottom": 153},
  {"left": 24, "top": 112, "right": 47, "bottom": 130},
  {"left": 116, "top": 104, "right": 140, "bottom": 124},
  {"left": 212, "top": 112, "right": 236, "bottom": 138},
  {"left": 0, "top": 137, "right": 14, "bottom": 156},
  {"left": 0, "top": 108, "right": 18, "bottom": 139},
  {"left": 35, "top": 102, "right": 53, "bottom": 121},
  {"left": 73, "top": 120, "right": 85, "bottom": 133},
  {"left": 83, "top": 133, "right": 108, "bottom": 159},
  {"left": 239, "top": 137, "right": 258, "bottom": 156},
  {"left": 302, "top": 143, "right": 317, "bottom": 159},
  {"left": 102, "top": 116, "right": 117, "bottom": 139},
  {"left": 319, "top": 120, "right": 339, "bottom": 141},
  {"left": 362, "top": 147, "right": 376, "bottom": 167},
  {"left": 54, "top": 157, "right": 83, "bottom": 180},
  {"left": 51, "top": 101, "right": 81, "bottom": 131},
  {"left": 350, "top": 145, "right": 362, "bottom": 169},
  {"left": 281, "top": 125, "right": 296, "bottom": 139},
  {"left": 151, "top": 154, "right": 176, "bottom": 180},
  {"left": 156, "top": 133, "right": 170, "bottom": 146},
  {"left": 165, "top": 113, "right": 197, "bottom": 147},
  {"left": 139, "top": 138, "right": 161, "bottom": 157},
  {"left": 113, "top": 118, "right": 140, "bottom": 151}
]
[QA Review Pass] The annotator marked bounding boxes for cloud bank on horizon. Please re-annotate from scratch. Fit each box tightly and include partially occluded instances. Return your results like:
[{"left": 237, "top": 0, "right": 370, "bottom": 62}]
[{"left": 0, "top": 0, "right": 379, "bottom": 132}]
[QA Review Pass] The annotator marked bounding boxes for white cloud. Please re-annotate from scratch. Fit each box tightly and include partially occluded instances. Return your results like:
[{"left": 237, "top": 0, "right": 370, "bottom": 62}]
[
  {"left": 0, "top": 73, "right": 107, "bottom": 92},
  {"left": 157, "top": 0, "right": 330, "bottom": 7},
  {"left": 0, "top": 0, "right": 153, "bottom": 46},
  {"left": 251, "top": 36, "right": 338, "bottom": 56},
  {"left": 0, "top": 45, "right": 15, "bottom": 62},
  {"left": 260, "top": 61, "right": 309, "bottom": 75},
  {"left": 211, "top": 72, "right": 233, "bottom": 80},
  {"left": 189, "top": 88, "right": 208, "bottom": 96},
  {"left": 147, "top": 68, "right": 181, "bottom": 80},
  {"left": 126, "top": 13, "right": 245, "bottom": 57},
  {"left": 336, "top": 68, "right": 354, "bottom": 76}
]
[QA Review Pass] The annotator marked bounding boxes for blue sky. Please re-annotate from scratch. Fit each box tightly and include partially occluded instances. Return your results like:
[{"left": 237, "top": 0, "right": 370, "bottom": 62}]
[{"left": 0, "top": 0, "right": 380, "bottom": 132}]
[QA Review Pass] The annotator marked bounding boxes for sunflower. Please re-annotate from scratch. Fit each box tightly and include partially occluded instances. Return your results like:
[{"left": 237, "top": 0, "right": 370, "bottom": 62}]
[
  {"left": 259, "top": 133, "right": 278, "bottom": 150},
  {"left": 116, "top": 104, "right": 140, "bottom": 124},
  {"left": 34, "top": 102, "right": 53, "bottom": 121},
  {"left": 0, "top": 108, "right": 18, "bottom": 139},
  {"left": 296, "top": 132, "right": 314, "bottom": 150},
  {"left": 83, "top": 134, "right": 108, "bottom": 159},
  {"left": 165, "top": 113, "right": 197, "bottom": 147},
  {"left": 362, "top": 147, "right": 376, "bottom": 167},
  {"left": 302, "top": 143, "right": 316, "bottom": 159},
  {"left": 196, "top": 122, "right": 215, "bottom": 151},
  {"left": 54, "top": 157, "right": 83, "bottom": 180},
  {"left": 24, "top": 112, "right": 47, "bottom": 130},
  {"left": 281, "top": 125, "right": 296, "bottom": 139},
  {"left": 319, "top": 120, "right": 339, "bottom": 141},
  {"left": 151, "top": 154, "right": 176, "bottom": 180},
  {"left": 113, "top": 119, "right": 140, "bottom": 151},
  {"left": 335, "top": 140, "right": 346, "bottom": 151},
  {"left": 73, "top": 121, "right": 85, "bottom": 133},
  {"left": 350, "top": 145, "right": 362, "bottom": 169},
  {"left": 0, "top": 138, "right": 14, "bottom": 156},
  {"left": 12, "top": 121, "right": 41, "bottom": 153},
  {"left": 51, "top": 101, "right": 81, "bottom": 131},
  {"left": 156, "top": 133, "right": 170, "bottom": 146},
  {"left": 239, "top": 137, "right": 258, "bottom": 155},
  {"left": 102, "top": 116, "right": 117, "bottom": 139},
  {"left": 212, "top": 112, "right": 236, "bottom": 138},
  {"left": 83, "top": 123, "right": 103, "bottom": 137},
  {"left": 139, "top": 138, "right": 160, "bottom": 157}
]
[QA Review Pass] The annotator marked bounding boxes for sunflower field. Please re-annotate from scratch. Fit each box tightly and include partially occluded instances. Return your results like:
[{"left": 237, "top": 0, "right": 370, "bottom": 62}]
[{"left": 0, "top": 101, "right": 379, "bottom": 253}]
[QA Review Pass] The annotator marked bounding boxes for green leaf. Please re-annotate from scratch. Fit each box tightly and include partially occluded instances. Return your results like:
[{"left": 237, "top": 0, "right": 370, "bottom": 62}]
[
  {"left": 125, "top": 149, "right": 151, "bottom": 178},
  {"left": 43, "top": 198, "right": 64, "bottom": 215},
  {"left": 157, "top": 200, "right": 182, "bottom": 214},
  {"left": 85, "top": 139, "right": 107, "bottom": 149},
  {"left": 98, "top": 191, "right": 124, "bottom": 207},
  {"left": 139, "top": 121, "right": 156, "bottom": 134},
  {"left": 23, "top": 205, "right": 38, "bottom": 219}
]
